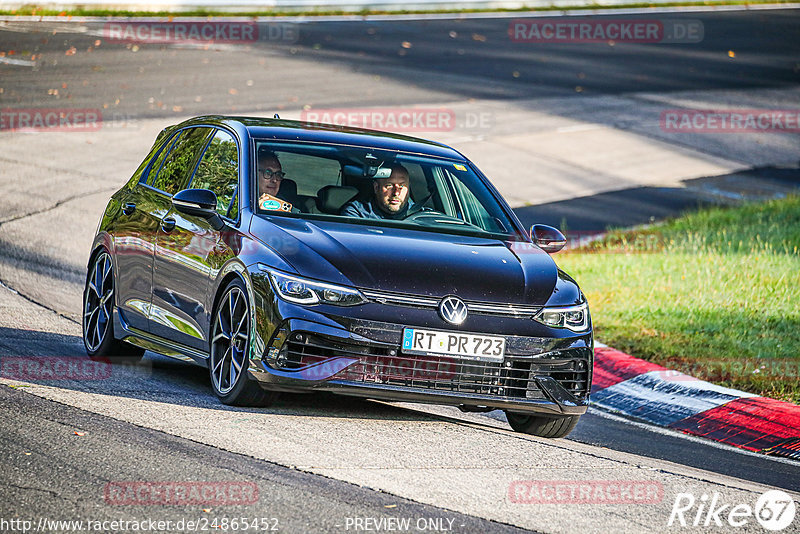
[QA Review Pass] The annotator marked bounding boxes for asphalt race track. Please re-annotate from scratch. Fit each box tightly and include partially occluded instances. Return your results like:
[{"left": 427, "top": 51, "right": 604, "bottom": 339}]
[{"left": 1, "top": 9, "right": 799, "bottom": 533}]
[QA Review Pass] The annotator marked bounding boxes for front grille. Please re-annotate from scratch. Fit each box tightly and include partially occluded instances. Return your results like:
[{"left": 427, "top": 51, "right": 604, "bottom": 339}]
[
  {"left": 281, "top": 333, "right": 589, "bottom": 400},
  {"left": 360, "top": 289, "right": 540, "bottom": 318}
]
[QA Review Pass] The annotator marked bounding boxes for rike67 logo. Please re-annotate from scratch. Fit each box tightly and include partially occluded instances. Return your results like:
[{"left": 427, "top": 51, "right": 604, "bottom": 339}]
[{"left": 669, "top": 490, "right": 796, "bottom": 531}]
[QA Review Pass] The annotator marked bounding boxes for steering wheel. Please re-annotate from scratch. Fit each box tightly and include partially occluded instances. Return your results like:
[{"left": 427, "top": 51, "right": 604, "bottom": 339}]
[
  {"left": 403, "top": 209, "right": 474, "bottom": 229},
  {"left": 402, "top": 206, "right": 441, "bottom": 220}
]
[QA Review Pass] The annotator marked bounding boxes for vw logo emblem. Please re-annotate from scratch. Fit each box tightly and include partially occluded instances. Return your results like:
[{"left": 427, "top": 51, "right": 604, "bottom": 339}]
[{"left": 438, "top": 296, "right": 468, "bottom": 325}]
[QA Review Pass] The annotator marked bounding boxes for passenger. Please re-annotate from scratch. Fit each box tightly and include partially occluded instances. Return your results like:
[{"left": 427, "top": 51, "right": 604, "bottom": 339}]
[
  {"left": 257, "top": 151, "right": 293, "bottom": 212},
  {"left": 340, "top": 163, "right": 415, "bottom": 219}
]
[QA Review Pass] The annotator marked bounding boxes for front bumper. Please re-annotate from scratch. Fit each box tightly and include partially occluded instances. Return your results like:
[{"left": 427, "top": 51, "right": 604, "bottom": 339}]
[{"left": 248, "top": 314, "right": 593, "bottom": 416}]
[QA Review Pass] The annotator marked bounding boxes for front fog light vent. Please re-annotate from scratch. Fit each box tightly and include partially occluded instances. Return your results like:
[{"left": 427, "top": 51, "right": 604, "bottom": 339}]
[
  {"left": 276, "top": 343, "right": 289, "bottom": 368},
  {"left": 265, "top": 323, "right": 290, "bottom": 367}
]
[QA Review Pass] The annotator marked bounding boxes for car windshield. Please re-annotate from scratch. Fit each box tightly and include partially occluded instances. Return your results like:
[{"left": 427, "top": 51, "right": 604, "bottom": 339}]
[{"left": 253, "top": 140, "right": 519, "bottom": 239}]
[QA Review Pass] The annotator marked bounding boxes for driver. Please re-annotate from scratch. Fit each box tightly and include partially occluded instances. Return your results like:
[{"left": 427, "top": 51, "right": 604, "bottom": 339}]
[{"left": 340, "top": 163, "right": 415, "bottom": 219}]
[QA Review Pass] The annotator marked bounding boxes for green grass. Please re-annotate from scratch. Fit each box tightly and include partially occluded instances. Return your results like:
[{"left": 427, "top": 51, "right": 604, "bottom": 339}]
[
  {"left": 1, "top": 0, "right": 796, "bottom": 17},
  {"left": 559, "top": 195, "right": 800, "bottom": 403}
]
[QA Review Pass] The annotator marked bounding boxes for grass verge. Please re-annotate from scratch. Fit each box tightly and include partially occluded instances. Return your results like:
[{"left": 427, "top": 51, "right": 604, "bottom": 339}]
[
  {"left": 1, "top": 0, "right": 797, "bottom": 18},
  {"left": 558, "top": 195, "right": 800, "bottom": 404}
]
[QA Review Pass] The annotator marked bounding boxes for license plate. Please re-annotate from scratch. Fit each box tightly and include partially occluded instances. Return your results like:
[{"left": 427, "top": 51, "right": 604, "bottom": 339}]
[{"left": 402, "top": 328, "right": 505, "bottom": 362}]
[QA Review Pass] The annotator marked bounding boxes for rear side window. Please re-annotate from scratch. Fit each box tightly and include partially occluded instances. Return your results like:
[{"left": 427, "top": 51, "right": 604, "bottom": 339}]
[
  {"left": 151, "top": 127, "right": 213, "bottom": 195},
  {"left": 128, "top": 130, "right": 172, "bottom": 187},
  {"left": 191, "top": 129, "right": 240, "bottom": 219},
  {"left": 144, "top": 131, "right": 180, "bottom": 185}
]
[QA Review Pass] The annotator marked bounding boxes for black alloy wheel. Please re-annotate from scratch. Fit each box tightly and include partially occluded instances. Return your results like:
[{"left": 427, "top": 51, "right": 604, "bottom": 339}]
[
  {"left": 209, "top": 278, "right": 279, "bottom": 407},
  {"left": 82, "top": 250, "right": 144, "bottom": 362}
]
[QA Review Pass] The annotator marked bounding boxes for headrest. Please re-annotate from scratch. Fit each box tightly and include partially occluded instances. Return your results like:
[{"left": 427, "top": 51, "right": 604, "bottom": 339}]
[
  {"left": 317, "top": 185, "right": 358, "bottom": 214},
  {"left": 277, "top": 178, "right": 298, "bottom": 198}
]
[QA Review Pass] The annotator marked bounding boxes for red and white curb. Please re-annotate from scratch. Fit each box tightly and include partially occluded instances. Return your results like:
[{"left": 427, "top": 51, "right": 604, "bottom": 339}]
[{"left": 591, "top": 344, "right": 800, "bottom": 459}]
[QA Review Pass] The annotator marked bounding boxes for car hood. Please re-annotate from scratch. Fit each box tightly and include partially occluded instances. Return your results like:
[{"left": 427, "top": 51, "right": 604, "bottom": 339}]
[{"left": 251, "top": 216, "right": 558, "bottom": 305}]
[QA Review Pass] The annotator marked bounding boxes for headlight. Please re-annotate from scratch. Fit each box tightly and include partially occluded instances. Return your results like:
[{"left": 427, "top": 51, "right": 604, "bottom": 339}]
[
  {"left": 263, "top": 268, "right": 366, "bottom": 306},
  {"left": 534, "top": 303, "right": 589, "bottom": 332}
]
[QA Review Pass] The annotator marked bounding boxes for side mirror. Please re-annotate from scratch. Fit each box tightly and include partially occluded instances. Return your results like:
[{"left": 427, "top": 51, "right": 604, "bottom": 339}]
[
  {"left": 172, "top": 189, "right": 224, "bottom": 230},
  {"left": 530, "top": 224, "right": 567, "bottom": 254}
]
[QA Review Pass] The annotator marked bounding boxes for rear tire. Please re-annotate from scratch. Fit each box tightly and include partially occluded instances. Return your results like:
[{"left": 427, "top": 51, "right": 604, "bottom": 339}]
[
  {"left": 209, "top": 278, "right": 279, "bottom": 407},
  {"left": 505, "top": 411, "right": 580, "bottom": 439},
  {"left": 82, "top": 250, "right": 145, "bottom": 363}
]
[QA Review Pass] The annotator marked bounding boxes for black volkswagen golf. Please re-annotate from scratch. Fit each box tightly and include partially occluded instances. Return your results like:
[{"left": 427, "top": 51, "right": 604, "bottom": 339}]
[{"left": 83, "top": 116, "right": 592, "bottom": 438}]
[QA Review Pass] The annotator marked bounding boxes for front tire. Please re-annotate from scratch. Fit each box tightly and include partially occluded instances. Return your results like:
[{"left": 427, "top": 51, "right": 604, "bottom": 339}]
[
  {"left": 505, "top": 411, "right": 580, "bottom": 439},
  {"left": 82, "top": 250, "right": 144, "bottom": 362},
  {"left": 209, "top": 279, "right": 279, "bottom": 407}
]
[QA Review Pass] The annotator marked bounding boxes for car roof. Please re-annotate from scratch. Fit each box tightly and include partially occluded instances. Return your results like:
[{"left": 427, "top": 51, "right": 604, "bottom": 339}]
[{"left": 176, "top": 115, "right": 468, "bottom": 161}]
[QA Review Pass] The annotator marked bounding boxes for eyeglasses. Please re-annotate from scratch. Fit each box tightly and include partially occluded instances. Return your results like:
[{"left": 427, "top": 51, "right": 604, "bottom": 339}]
[{"left": 260, "top": 169, "right": 285, "bottom": 181}]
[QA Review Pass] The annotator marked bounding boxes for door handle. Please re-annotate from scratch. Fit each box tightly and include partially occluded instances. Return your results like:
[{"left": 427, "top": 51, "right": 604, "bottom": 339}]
[
  {"left": 122, "top": 202, "right": 136, "bottom": 215},
  {"left": 160, "top": 217, "right": 176, "bottom": 232}
]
